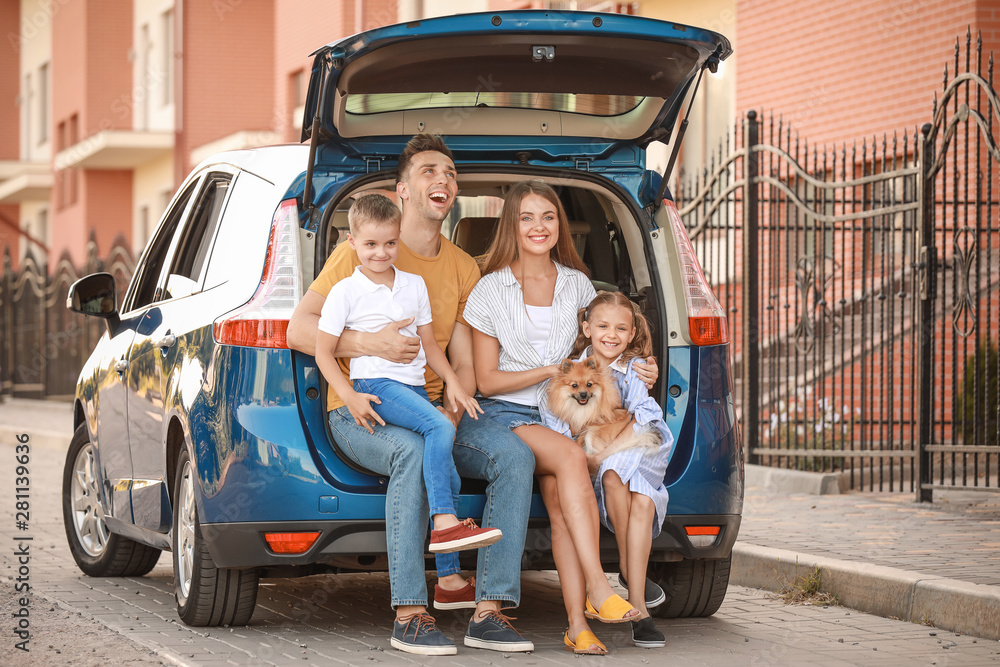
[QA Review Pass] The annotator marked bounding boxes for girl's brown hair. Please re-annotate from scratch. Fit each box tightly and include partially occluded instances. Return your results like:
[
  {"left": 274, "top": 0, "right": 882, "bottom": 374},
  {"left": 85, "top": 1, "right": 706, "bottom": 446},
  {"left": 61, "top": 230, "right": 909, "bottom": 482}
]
[
  {"left": 479, "top": 180, "right": 590, "bottom": 277},
  {"left": 570, "top": 291, "right": 653, "bottom": 363}
]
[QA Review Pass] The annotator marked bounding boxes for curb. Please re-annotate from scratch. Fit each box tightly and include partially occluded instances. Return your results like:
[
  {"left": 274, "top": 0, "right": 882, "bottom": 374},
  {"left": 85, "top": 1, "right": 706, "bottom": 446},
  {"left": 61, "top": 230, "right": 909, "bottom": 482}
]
[
  {"left": 731, "top": 542, "right": 1000, "bottom": 641},
  {"left": 744, "top": 463, "right": 848, "bottom": 495}
]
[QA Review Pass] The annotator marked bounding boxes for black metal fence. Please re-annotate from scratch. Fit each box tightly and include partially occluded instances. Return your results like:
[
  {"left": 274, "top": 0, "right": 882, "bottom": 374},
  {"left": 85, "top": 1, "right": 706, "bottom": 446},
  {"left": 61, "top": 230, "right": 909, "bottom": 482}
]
[
  {"left": 678, "top": 31, "right": 1000, "bottom": 494},
  {"left": 0, "top": 238, "right": 134, "bottom": 400}
]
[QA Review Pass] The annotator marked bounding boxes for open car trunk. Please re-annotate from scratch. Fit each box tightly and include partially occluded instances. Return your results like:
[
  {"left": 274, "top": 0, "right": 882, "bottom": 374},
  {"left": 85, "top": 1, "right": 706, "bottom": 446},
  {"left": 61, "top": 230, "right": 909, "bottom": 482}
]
[{"left": 302, "top": 10, "right": 731, "bottom": 147}]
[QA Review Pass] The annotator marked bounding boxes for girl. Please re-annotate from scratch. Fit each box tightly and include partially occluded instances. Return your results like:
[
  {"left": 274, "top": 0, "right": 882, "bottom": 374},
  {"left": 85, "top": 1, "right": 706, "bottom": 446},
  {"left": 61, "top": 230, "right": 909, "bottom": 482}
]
[
  {"left": 463, "top": 180, "right": 657, "bottom": 655},
  {"left": 550, "top": 291, "right": 674, "bottom": 648}
]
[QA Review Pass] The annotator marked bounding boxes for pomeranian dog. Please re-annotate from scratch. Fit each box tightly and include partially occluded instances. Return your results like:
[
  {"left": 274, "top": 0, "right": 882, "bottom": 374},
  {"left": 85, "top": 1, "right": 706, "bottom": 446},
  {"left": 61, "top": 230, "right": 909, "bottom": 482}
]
[{"left": 546, "top": 357, "right": 661, "bottom": 472}]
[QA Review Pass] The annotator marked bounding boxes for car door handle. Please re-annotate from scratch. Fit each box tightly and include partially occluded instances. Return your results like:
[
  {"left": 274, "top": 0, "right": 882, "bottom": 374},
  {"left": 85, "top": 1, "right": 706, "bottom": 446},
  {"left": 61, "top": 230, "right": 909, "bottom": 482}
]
[
  {"left": 114, "top": 358, "right": 129, "bottom": 376},
  {"left": 157, "top": 331, "right": 176, "bottom": 352}
]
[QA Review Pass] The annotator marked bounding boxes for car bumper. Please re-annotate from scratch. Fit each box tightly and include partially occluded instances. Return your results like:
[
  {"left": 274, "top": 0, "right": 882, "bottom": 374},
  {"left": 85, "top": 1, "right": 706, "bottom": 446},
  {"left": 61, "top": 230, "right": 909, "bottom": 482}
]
[{"left": 205, "top": 514, "right": 741, "bottom": 570}]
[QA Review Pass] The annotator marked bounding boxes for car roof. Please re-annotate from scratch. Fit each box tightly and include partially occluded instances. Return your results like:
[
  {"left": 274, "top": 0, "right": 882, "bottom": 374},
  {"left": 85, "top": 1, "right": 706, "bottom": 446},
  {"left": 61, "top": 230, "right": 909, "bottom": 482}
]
[{"left": 191, "top": 144, "right": 310, "bottom": 186}]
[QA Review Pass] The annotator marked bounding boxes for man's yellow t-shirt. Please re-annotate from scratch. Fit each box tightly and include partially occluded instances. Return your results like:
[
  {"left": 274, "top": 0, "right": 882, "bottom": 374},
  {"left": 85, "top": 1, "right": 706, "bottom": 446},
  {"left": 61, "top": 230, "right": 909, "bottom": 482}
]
[{"left": 309, "top": 235, "right": 481, "bottom": 412}]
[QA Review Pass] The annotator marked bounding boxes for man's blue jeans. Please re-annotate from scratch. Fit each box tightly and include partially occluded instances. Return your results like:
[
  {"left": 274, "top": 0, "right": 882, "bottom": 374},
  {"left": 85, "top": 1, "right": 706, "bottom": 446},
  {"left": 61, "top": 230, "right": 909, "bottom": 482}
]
[
  {"left": 353, "top": 378, "right": 460, "bottom": 518},
  {"left": 328, "top": 404, "right": 535, "bottom": 609}
]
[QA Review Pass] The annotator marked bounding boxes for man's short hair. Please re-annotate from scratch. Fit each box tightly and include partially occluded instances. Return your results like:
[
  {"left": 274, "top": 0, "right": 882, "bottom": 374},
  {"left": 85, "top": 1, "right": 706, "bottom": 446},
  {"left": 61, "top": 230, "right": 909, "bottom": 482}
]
[
  {"left": 396, "top": 133, "right": 454, "bottom": 183},
  {"left": 348, "top": 193, "right": 401, "bottom": 235}
]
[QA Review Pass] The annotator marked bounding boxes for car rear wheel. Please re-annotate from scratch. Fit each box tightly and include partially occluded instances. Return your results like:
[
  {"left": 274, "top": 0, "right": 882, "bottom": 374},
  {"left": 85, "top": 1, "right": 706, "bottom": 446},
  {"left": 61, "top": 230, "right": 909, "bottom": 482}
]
[
  {"left": 62, "top": 424, "right": 162, "bottom": 577},
  {"left": 172, "top": 447, "right": 259, "bottom": 627},
  {"left": 648, "top": 556, "right": 731, "bottom": 618}
]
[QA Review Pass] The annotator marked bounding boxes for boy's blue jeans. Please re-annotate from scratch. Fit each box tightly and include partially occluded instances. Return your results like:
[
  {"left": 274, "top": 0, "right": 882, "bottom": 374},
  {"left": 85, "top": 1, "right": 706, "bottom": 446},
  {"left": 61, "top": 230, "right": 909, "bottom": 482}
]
[
  {"left": 328, "top": 397, "right": 535, "bottom": 609},
  {"left": 353, "top": 378, "right": 460, "bottom": 518}
]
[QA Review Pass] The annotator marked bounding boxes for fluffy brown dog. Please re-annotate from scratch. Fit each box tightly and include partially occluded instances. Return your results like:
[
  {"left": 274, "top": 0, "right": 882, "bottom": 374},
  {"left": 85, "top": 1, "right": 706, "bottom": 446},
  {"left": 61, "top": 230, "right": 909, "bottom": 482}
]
[{"left": 546, "top": 357, "right": 661, "bottom": 472}]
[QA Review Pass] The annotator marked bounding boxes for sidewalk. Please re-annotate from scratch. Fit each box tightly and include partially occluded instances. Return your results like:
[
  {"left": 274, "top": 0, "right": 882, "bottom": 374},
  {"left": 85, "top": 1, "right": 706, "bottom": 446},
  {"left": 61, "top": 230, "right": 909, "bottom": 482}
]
[
  {"left": 734, "top": 472, "right": 1000, "bottom": 641},
  {"left": 0, "top": 396, "right": 75, "bottom": 450},
  {"left": 4, "top": 397, "right": 999, "bottom": 642}
]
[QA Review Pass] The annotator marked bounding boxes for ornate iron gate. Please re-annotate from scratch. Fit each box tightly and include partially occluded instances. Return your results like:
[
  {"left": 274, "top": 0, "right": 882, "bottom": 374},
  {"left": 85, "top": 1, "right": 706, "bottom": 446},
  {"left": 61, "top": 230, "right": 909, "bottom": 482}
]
[
  {"left": 0, "top": 240, "right": 134, "bottom": 400},
  {"left": 915, "top": 34, "right": 1000, "bottom": 500},
  {"left": 678, "top": 32, "right": 1000, "bottom": 495}
]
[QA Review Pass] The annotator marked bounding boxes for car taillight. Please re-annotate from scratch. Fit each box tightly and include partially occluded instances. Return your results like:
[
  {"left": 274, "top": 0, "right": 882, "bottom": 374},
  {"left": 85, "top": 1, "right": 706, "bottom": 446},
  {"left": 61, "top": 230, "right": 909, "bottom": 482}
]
[
  {"left": 663, "top": 199, "right": 729, "bottom": 346},
  {"left": 263, "top": 531, "right": 321, "bottom": 554},
  {"left": 684, "top": 525, "right": 721, "bottom": 547},
  {"left": 213, "top": 199, "right": 302, "bottom": 348}
]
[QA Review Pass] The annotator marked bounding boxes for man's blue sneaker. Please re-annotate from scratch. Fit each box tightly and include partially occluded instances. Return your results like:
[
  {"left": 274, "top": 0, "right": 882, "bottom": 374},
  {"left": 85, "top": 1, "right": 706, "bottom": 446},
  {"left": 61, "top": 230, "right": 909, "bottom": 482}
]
[
  {"left": 390, "top": 613, "right": 457, "bottom": 655},
  {"left": 618, "top": 573, "right": 666, "bottom": 609},
  {"left": 464, "top": 610, "right": 534, "bottom": 652}
]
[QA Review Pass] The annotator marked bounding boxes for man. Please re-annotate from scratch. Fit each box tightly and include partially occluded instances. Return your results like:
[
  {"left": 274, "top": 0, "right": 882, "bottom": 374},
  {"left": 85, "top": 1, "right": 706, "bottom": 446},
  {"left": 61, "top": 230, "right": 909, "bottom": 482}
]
[{"left": 287, "top": 134, "right": 535, "bottom": 656}]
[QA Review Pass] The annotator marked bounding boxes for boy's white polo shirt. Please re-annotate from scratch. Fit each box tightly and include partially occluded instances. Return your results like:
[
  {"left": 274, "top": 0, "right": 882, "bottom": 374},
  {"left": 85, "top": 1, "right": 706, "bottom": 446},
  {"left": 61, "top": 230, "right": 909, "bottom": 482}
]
[{"left": 318, "top": 266, "right": 432, "bottom": 386}]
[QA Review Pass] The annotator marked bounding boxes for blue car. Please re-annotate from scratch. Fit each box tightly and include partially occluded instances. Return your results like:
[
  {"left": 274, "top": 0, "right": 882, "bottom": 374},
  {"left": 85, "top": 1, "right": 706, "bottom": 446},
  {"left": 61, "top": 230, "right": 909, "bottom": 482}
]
[{"left": 63, "top": 10, "right": 741, "bottom": 627}]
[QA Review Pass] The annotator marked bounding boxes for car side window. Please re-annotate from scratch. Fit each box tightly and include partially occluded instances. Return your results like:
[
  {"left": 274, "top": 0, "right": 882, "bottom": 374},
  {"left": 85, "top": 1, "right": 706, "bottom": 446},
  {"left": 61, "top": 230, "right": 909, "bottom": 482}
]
[
  {"left": 123, "top": 180, "right": 198, "bottom": 312},
  {"left": 162, "top": 174, "right": 232, "bottom": 300}
]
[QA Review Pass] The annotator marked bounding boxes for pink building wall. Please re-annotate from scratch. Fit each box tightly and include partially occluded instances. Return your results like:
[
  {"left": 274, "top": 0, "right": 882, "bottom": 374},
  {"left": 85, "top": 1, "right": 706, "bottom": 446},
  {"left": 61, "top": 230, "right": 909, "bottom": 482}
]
[
  {"left": 273, "top": 0, "right": 397, "bottom": 143},
  {"left": 50, "top": 0, "right": 133, "bottom": 267},
  {"left": 736, "top": 0, "right": 996, "bottom": 148},
  {"left": 177, "top": 1, "right": 276, "bottom": 180}
]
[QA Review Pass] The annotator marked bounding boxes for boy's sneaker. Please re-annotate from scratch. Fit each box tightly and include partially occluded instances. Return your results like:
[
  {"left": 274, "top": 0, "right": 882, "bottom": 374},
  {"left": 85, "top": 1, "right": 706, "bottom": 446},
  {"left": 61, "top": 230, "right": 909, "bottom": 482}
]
[
  {"left": 390, "top": 613, "right": 456, "bottom": 655},
  {"left": 434, "top": 576, "right": 477, "bottom": 610},
  {"left": 464, "top": 610, "right": 534, "bottom": 652},
  {"left": 631, "top": 617, "right": 666, "bottom": 648},
  {"left": 429, "top": 518, "right": 502, "bottom": 553},
  {"left": 618, "top": 573, "right": 666, "bottom": 609}
]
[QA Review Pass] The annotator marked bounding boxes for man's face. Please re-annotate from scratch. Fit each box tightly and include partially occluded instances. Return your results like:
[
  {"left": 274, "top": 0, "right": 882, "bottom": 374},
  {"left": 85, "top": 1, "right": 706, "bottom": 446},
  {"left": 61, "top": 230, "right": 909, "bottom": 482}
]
[{"left": 396, "top": 150, "right": 458, "bottom": 224}]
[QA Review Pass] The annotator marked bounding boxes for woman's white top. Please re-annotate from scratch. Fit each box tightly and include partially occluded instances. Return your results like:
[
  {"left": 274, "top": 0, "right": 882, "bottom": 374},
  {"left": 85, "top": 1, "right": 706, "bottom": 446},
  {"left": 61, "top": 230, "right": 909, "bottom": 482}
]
[
  {"left": 491, "top": 305, "right": 552, "bottom": 405},
  {"left": 464, "top": 262, "right": 597, "bottom": 408}
]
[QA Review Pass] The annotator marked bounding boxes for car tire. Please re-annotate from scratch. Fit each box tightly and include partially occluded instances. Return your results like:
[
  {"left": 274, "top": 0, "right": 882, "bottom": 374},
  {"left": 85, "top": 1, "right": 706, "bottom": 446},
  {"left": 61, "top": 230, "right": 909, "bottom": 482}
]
[
  {"left": 648, "top": 555, "right": 731, "bottom": 618},
  {"left": 62, "top": 424, "right": 162, "bottom": 577},
  {"left": 172, "top": 447, "right": 259, "bottom": 627}
]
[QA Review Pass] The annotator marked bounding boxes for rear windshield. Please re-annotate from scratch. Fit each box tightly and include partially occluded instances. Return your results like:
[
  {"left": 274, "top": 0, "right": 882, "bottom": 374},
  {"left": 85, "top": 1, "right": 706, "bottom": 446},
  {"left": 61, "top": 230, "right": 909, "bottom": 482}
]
[{"left": 345, "top": 93, "right": 645, "bottom": 117}]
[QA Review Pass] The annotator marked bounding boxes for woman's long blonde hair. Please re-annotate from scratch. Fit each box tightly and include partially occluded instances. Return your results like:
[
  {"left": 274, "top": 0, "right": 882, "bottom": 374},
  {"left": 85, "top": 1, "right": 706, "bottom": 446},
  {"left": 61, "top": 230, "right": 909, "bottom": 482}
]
[
  {"left": 479, "top": 180, "right": 590, "bottom": 277},
  {"left": 570, "top": 291, "right": 653, "bottom": 364}
]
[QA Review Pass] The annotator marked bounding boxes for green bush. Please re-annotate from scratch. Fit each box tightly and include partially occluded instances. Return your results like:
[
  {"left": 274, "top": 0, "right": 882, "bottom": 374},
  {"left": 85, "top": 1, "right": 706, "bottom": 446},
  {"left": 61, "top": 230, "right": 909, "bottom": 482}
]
[{"left": 957, "top": 338, "right": 1000, "bottom": 447}]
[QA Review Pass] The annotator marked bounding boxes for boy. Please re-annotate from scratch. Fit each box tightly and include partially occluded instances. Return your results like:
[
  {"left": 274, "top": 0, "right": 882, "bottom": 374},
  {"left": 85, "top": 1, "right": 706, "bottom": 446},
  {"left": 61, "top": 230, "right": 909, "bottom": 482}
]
[{"left": 314, "top": 193, "right": 502, "bottom": 555}]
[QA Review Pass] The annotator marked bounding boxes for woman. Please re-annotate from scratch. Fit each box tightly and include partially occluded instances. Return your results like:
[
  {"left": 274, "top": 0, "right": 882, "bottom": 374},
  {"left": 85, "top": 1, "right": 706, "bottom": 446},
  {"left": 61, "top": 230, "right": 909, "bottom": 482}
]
[{"left": 463, "top": 180, "right": 647, "bottom": 654}]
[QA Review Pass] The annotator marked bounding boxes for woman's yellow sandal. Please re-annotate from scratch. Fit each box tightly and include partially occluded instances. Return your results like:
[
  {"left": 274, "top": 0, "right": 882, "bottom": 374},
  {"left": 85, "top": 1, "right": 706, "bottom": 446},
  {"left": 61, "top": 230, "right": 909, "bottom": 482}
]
[
  {"left": 584, "top": 593, "right": 638, "bottom": 623},
  {"left": 563, "top": 629, "right": 607, "bottom": 655}
]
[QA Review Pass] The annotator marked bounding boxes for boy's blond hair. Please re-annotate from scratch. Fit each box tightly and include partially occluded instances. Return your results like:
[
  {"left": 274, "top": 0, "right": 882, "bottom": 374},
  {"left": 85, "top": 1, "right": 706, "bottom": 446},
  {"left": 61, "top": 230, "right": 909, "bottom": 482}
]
[{"left": 347, "top": 193, "right": 401, "bottom": 235}]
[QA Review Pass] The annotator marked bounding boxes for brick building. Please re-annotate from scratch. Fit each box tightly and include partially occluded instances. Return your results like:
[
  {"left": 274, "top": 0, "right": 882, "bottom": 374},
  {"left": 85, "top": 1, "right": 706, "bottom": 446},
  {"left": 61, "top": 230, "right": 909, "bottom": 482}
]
[
  {"left": 736, "top": 0, "right": 1000, "bottom": 147},
  {"left": 0, "top": 0, "right": 397, "bottom": 270},
  {"left": 0, "top": 0, "right": 992, "bottom": 270}
]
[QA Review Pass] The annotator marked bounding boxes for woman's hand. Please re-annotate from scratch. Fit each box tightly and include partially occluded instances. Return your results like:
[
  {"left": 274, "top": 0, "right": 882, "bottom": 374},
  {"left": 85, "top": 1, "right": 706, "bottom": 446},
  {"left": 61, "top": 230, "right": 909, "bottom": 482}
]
[{"left": 634, "top": 356, "right": 659, "bottom": 389}]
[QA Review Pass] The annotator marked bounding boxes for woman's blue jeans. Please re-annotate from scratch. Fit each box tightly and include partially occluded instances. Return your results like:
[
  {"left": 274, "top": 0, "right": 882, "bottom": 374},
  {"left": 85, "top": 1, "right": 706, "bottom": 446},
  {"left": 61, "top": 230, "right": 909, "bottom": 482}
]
[{"left": 328, "top": 402, "right": 535, "bottom": 609}]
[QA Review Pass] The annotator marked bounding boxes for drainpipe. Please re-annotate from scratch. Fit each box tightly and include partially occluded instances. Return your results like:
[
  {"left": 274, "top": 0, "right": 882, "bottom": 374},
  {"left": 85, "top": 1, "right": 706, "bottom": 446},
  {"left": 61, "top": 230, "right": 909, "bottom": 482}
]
[{"left": 399, "top": 0, "right": 419, "bottom": 22}]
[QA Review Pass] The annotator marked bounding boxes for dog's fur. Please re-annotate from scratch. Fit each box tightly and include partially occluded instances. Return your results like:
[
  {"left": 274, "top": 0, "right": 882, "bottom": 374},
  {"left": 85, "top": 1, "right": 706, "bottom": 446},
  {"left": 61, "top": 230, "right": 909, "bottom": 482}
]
[{"left": 546, "top": 357, "right": 661, "bottom": 472}]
